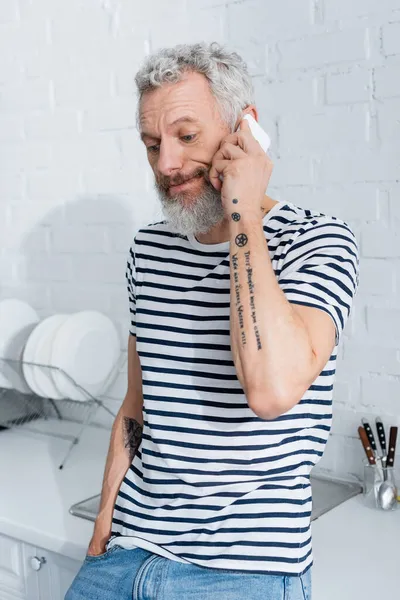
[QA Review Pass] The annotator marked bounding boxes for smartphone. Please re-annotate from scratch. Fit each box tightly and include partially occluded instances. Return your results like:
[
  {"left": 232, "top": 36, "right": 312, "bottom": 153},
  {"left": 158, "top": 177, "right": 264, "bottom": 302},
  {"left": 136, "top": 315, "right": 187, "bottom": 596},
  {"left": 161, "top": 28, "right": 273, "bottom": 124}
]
[
  {"left": 239, "top": 114, "right": 271, "bottom": 153},
  {"left": 218, "top": 114, "right": 271, "bottom": 181}
]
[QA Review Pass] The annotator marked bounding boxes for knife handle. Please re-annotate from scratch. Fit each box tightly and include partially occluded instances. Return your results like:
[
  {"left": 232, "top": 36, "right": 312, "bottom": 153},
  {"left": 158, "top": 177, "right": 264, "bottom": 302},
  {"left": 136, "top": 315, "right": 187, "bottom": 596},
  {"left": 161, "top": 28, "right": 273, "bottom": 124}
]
[
  {"left": 386, "top": 427, "right": 398, "bottom": 467},
  {"left": 375, "top": 419, "right": 386, "bottom": 455},
  {"left": 358, "top": 426, "right": 376, "bottom": 465},
  {"left": 362, "top": 420, "right": 377, "bottom": 453}
]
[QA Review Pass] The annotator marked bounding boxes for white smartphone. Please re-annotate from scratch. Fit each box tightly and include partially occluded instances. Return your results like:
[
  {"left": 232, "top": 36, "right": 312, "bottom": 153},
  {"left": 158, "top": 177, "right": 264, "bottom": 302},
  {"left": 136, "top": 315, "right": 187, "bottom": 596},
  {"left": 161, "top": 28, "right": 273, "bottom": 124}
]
[
  {"left": 239, "top": 114, "right": 271, "bottom": 153},
  {"left": 218, "top": 114, "right": 271, "bottom": 181}
]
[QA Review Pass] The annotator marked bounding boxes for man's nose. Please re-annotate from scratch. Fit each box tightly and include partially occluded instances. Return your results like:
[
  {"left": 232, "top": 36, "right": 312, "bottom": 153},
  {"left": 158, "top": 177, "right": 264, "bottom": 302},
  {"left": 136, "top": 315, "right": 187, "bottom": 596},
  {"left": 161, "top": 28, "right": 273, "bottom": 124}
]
[{"left": 156, "top": 140, "right": 184, "bottom": 177}]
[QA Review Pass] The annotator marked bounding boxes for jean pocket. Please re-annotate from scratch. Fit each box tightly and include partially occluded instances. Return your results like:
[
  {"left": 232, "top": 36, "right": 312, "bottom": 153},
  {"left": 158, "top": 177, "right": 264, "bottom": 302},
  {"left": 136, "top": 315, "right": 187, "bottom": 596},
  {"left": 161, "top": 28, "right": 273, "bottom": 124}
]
[{"left": 84, "top": 544, "right": 120, "bottom": 562}]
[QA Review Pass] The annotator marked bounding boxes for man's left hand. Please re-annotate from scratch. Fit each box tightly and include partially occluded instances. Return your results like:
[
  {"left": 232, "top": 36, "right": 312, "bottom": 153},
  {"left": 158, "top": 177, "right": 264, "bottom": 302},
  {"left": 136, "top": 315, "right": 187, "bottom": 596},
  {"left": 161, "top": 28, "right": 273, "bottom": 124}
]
[{"left": 209, "top": 117, "right": 273, "bottom": 220}]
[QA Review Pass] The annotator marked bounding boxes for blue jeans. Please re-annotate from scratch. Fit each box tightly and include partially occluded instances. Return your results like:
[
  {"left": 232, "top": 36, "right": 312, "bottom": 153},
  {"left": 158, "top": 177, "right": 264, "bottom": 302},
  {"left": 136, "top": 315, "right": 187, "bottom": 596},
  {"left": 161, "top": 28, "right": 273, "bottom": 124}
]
[{"left": 65, "top": 544, "right": 311, "bottom": 599}]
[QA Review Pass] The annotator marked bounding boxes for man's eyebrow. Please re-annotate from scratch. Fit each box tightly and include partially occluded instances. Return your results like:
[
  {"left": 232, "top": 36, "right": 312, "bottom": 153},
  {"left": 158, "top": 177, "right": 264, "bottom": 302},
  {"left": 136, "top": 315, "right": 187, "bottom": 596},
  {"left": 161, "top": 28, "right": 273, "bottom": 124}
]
[{"left": 140, "top": 116, "right": 199, "bottom": 141}]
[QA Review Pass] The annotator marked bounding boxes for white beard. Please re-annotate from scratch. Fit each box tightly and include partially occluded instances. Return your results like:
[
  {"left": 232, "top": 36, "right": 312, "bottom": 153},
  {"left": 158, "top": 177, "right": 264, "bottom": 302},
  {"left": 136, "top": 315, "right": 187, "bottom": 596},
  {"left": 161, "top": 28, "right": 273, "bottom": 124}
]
[{"left": 154, "top": 176, "right": 225, "bottom": 238}]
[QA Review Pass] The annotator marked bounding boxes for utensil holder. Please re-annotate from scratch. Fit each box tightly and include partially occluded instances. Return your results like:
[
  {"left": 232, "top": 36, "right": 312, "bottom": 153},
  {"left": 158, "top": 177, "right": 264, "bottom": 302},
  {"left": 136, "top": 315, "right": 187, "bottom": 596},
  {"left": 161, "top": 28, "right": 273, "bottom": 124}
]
[{"left": 363, "top": 458, "right": 398, "bottom": 511}]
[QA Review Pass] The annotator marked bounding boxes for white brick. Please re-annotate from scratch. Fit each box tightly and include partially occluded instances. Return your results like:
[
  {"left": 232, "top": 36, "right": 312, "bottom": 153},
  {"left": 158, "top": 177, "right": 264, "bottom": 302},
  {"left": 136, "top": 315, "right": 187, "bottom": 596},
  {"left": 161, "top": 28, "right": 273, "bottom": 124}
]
[
  {"left": 0, "top": 115, "right": 23, "bottom": 142},
  {"left": 325, "top": 0, "right": 400, "bottom": 20},
  {"left": 390, "top": 184, "right": 400, "bottom": 223},
  {"left": 53, "top": 68, "right": 113, "bottom": 108},
  {"left": 117, "top": 0, "right": 186, "bottom": 28},
  {"left": 26, "top": 169, "right": 80, "bottom": 202},
  {"left": 108, "top": 227, "right": 137, "bottom": 253},
  {"left": 0, "top": 141, "right": 51, "bottom": 172},
  {"left": 149, "top": 6, "right": 225, "bottom": 52},
  {"left": 49, "top": 283, "right": 112, "bottom": 313},
  {"left": 0, "top": 55, "right": 22, "bottom": 83},
  {"left": 82, "top": 100, "right": 136, "bottom": 132},
  {"left": 314, "top": 185, "right": 378, "bottom": 221},
  {"left": 0, "top": 19, "right": 49, "bottom": 62},
  {"left": 49, "top": 226, "right": 108, "bottom": 254},
  {"left": 361, "top": 224, "right": 400, "bottom": 257},
  {"left": 358, "top": 259, "right": 394, "bottom": 296},
  {"left": 63, "top": 197, "right": 132, "bottom": 225},
  {"left": 361, "top": 376, "right": 400, "bottom": 415},
  {"left": 333, "top": 436, "right": 365, "bottom": 481},
  {"left": 276, "top": 184, "right": 378, "bottom": 222},
  {"left": 366, "top": 307, "right": 400, "bottom": 343},
  {"left": 22, "top": 256, "right": 72, "bottom": 282},
  {"left": 253, "top": 76, "right": 315, "bottom": 115},
  {"left": 377, "top": 98, "right": 400, "bottom": 141},
  {"left": 345, "top": 343, "right": 400, "bottom": 376},
  {"left": 83, "top": 168, "right": 137, "bottom": 195},
  {"left": 51, "top": 134, "right": 120, "bottom": 169},
  {"left": 279, "top": 29, "right": 366, "bottom": 70},
  {"left": 0, "top": 78, "right": 51, "bottom": 112},
  {"left": 382, "top": 21, "right": 400, "bottom": 56},
  {"left": 374, "top": 64, "right": 400, "bottom": 98},
  {"left": 228, "top": 0, "right": 311, "bottom": 38},
  {"left": 0, "top": 173, "right": 24, "bottom": 201},
  {"left": 0, "top": 3, "right": 18, "bottom": 24},
  {"left": 280, "top": 105, "right": 367, "bottom": 152},
  {"left": 24, "top": 109, "right": 80, "bottom": 140},
  {"left": 270, "top": 156, "right": 314, "bottom": 186},
  {"left": 326, "top": 69, "right": 370, "bottom": 104},
  {"left": 316, "top": 147, "right": 400, "bottom": 184},
  {"left": 71, "top": 255, "right": 126, "bottom": 284}
]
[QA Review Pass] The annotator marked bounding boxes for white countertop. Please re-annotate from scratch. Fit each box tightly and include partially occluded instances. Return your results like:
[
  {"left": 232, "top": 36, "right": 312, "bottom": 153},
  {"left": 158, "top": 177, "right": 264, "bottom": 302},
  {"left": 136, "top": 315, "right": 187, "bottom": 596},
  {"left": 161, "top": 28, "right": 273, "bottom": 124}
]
[
  {"left": 0, "top": 419, "right": 110, "bottom": 561},
  {"left": 1, "top": 419, "right": 399, "bottom": 599}
]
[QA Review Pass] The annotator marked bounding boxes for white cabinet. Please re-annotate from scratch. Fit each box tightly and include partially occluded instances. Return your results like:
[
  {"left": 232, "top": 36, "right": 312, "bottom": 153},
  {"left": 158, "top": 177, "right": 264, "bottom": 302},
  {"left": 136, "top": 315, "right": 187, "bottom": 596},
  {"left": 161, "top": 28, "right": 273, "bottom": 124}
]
[{"left": 0, "top": 532, "right": 81, "bottom": 600}]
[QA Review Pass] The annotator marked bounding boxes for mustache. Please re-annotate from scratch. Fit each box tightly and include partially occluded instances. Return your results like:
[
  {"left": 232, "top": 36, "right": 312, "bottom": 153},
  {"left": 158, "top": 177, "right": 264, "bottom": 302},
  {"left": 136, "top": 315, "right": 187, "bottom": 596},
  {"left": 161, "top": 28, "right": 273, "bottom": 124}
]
[{"left": 157, "top": 167, "right": 211, "bottom": 191}]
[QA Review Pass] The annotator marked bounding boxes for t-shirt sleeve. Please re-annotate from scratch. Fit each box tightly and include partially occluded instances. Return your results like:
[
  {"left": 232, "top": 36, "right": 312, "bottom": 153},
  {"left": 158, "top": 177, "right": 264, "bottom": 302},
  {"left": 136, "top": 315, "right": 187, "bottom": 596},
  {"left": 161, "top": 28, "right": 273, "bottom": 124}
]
[
  {"left": 277, "top": 217, "right": 360, "bottom": 347},
  {"left": 125, "top": 238, "right": 137, "bottom": 337}
]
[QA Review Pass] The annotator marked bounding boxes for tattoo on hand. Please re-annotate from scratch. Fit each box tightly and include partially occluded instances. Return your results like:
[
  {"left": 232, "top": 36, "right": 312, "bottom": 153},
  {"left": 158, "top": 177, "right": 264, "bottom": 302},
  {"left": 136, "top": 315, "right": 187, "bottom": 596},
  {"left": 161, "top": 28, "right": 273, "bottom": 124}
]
[{"left": 123, "top": 417, "right": 143, "bottom": 462}]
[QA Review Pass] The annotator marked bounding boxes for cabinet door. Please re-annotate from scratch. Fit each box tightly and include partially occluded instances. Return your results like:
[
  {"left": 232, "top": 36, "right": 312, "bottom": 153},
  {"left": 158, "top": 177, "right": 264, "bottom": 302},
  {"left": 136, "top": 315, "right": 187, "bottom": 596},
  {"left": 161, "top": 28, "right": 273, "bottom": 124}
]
[
  {"left": 34, "top": 546, "right": 81, "bottom": 600},
  {"left": 0, "top": 532, "right": 32, "bottom": 599}
]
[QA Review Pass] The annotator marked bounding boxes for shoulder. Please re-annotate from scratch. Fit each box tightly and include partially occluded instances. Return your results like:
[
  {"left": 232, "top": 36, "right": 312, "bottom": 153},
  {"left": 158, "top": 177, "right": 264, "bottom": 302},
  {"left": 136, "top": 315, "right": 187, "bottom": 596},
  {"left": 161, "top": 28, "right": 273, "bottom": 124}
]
[{"left": 276, "top": 203, "right": 358, "bottom": 250}]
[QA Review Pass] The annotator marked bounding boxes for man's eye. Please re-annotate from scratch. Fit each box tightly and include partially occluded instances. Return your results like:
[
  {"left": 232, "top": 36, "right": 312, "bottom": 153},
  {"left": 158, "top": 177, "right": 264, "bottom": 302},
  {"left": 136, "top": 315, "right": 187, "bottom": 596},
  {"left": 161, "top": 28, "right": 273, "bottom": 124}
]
[{"left": 147, "top": 135, "right": 196, "bottom": 153}]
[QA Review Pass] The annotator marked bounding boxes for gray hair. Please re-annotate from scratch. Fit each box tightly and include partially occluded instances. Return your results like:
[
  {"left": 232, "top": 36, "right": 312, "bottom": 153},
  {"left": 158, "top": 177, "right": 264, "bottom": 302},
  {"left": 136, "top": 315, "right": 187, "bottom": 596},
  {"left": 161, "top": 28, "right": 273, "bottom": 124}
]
[{"left": 134, "top": 41, "right": 255, "bottom": 133}]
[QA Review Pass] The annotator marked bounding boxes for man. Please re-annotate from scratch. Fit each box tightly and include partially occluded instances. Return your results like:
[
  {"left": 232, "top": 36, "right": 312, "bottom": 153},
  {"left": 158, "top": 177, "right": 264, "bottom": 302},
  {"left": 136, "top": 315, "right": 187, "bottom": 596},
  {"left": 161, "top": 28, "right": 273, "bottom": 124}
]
[{"left": 66, "top": 41, "right": 359, "bottom": 600}]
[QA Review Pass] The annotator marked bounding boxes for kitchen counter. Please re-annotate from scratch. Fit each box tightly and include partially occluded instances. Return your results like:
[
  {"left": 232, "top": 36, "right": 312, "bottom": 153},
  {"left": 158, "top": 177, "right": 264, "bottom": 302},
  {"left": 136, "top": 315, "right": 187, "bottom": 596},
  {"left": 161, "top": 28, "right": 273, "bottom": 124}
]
[{"left": 0, "top": 419, "right": 399, "bottom": 599}]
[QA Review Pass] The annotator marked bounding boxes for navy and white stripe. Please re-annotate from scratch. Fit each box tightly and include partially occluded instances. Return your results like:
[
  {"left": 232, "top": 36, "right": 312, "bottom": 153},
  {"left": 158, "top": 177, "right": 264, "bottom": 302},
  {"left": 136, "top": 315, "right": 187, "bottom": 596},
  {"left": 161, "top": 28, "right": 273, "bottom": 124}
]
[{"left": 107, "top": 200, "right": 359, "bottom": 576}]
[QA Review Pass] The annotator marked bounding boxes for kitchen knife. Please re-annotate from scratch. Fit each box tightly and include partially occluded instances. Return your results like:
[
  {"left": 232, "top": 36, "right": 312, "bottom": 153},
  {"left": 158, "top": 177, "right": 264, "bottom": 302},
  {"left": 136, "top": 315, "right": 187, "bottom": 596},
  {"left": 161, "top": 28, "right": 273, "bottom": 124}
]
[
  {"left": 386, "top": 426, "right": 398, "bottom": 468},
  {"left": 362, "top": 419, "right": 378, "bottom": 457},
  {"left": 375, "top": 417, "right": 387, "bottom": 465},
  {"left": 358, "top": 426, "right": 376, "bottom": 466}
]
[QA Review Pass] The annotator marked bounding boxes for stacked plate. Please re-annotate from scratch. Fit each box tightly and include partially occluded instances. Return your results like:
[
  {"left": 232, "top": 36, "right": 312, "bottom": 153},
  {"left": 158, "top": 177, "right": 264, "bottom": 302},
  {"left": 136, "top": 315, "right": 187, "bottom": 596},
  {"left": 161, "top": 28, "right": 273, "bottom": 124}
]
[{"left": 0, "top": 299, "right": 120, "bottom": 401}]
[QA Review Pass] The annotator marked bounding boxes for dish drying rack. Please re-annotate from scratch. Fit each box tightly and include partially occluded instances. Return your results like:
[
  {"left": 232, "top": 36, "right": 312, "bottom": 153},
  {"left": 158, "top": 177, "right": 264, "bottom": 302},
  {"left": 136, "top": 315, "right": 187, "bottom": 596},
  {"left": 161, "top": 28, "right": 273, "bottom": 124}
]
[{"left": 0, "top": 355, "right": 123, "bottom": 469}]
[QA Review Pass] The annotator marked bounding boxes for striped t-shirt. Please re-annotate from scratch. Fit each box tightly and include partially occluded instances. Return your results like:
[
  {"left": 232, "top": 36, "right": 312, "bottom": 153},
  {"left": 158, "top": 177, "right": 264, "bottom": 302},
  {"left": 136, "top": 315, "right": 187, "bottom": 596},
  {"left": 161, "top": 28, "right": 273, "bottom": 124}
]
[{"left": 107, "top": 200, "right": 359, "bottom": 576}]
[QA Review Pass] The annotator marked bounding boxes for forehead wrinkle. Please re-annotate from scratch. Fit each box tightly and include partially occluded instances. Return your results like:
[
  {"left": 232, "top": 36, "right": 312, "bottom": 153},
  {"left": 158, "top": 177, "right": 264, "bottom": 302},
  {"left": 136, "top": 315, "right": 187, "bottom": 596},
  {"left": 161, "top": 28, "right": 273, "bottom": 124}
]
[{"left": 140, "top": 115, "right": 199, "bottom": 141}]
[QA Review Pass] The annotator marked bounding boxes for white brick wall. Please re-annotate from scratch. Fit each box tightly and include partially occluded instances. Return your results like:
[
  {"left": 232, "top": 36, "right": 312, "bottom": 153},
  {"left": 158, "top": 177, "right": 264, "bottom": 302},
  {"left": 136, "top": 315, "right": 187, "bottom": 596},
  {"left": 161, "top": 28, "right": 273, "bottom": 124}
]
[{"left": 1, "top": 0, "right": 400, "bottom": 482}]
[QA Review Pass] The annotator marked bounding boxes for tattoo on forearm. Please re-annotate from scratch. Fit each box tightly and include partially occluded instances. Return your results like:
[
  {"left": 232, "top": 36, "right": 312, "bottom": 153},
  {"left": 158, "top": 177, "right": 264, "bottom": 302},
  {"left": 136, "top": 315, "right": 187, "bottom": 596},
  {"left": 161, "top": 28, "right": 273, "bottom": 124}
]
[
  {"left": 123, "top": 417, "right": 143, "bottom": 462},
  {"left": 235, "top": 232, "right": 248, "bottom": 247},
  {"left": 232, "top": 252, "right": 246, "bottom": 347},
  {"left": 244, "top": 250, "right": 262, "bottom": 351}
]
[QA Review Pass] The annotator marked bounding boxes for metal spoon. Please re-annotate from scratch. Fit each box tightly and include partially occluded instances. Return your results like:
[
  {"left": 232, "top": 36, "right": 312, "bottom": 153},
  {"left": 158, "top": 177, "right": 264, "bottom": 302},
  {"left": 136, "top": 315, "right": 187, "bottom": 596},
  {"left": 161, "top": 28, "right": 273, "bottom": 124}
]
[{"left": 378, "top": 478, "right": 397, "bottom": 510}]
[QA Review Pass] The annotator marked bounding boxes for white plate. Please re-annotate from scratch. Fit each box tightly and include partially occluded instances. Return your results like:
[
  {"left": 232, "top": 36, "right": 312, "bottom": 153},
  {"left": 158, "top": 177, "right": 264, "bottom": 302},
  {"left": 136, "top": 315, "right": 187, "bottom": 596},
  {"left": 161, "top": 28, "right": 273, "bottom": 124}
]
[
  {"left": 22, "top": 314, "right": 70, "bottom": 398},
  {"left": 0, "top": 299, "right": 40, "bottom": 392},
  {"left": 50, "top": 310, "right": 120, "bottom": 401}
]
